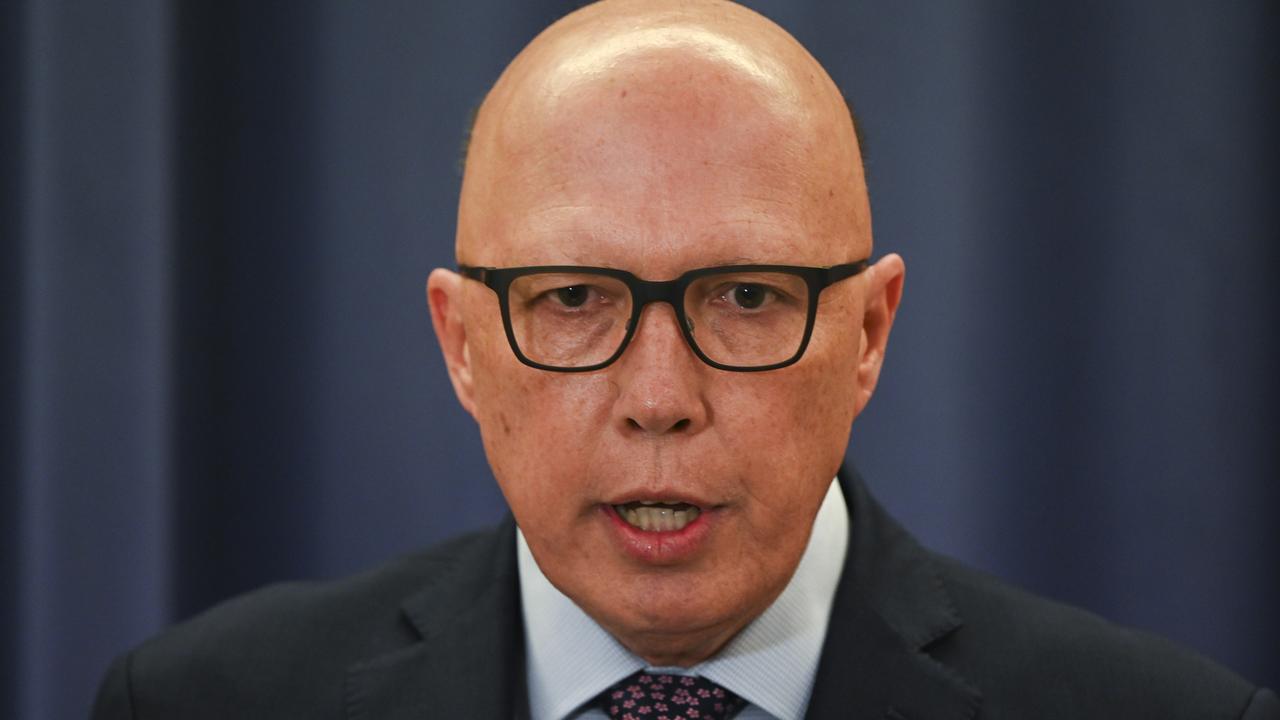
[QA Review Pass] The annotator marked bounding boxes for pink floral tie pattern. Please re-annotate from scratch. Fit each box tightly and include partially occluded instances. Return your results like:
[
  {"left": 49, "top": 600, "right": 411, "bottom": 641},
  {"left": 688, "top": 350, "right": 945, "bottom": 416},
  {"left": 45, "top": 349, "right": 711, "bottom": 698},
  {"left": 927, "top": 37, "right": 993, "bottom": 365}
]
[{"left": 601, "top": 672, "right": 746, "bottom": 720}]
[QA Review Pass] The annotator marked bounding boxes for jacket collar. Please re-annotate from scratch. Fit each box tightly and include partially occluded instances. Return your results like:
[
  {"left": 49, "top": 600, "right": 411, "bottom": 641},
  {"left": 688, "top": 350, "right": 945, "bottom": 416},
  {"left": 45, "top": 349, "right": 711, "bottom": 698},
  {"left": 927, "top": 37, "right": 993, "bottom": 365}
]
[
  {"left": 344, "top": 521, "right": 528, "bottom": 720},
  {"left": 805, "top": 467, "right": 982, "bottom": 719},
  {"left": 343, "top": 466, "right": 981, "bottom": 720}
]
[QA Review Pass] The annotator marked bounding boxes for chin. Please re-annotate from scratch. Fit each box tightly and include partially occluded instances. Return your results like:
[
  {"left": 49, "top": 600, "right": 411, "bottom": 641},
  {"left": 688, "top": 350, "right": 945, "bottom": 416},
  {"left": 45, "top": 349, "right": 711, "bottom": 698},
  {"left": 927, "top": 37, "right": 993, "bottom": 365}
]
[{"left": 601, "top": 569, "right": 766, "bottom": 636}]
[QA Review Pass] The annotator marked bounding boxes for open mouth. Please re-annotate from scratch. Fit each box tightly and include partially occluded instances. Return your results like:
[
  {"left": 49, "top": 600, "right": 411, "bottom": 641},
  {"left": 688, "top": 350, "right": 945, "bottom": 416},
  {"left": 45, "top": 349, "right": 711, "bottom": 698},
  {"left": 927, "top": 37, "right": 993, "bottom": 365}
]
[{"left": 612, "top": 501, "right": 702, "bottom": 532}]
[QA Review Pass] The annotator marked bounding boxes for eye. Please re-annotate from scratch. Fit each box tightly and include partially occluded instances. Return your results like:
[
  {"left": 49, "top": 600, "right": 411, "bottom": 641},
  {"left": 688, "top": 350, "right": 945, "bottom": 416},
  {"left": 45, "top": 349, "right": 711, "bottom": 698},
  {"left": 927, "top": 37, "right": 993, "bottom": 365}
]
[
  {"left": 730, "top": 283, "right": 769, "bottom": 309},
  {"left": 512, "top": 273, "right": 626, "bottom": 315},
  {"left": 554, "top": 285, "right": 590, "bottom": 307}
]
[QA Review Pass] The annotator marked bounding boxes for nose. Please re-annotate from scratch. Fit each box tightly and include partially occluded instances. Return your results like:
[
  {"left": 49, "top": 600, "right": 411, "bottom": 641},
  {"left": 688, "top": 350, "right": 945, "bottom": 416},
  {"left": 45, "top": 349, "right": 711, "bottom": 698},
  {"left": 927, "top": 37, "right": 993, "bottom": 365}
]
[{"left": 612, "top": 303, "right": 709, "bottom": 436}]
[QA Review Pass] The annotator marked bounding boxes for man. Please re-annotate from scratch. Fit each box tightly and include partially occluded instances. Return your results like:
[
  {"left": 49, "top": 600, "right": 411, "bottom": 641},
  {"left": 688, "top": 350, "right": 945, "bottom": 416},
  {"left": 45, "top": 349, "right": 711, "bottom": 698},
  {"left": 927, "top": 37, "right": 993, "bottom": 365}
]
[{"left": 94, "top": 1, "right": 1276, "bottom": 718}]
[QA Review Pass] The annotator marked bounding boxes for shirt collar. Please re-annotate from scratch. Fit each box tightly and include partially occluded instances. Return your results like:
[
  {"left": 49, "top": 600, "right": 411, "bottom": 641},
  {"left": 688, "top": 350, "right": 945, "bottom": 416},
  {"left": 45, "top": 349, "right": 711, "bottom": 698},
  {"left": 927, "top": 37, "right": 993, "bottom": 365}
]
[{"left": 518, "top": 478, "right": 850, "bottom": 720}]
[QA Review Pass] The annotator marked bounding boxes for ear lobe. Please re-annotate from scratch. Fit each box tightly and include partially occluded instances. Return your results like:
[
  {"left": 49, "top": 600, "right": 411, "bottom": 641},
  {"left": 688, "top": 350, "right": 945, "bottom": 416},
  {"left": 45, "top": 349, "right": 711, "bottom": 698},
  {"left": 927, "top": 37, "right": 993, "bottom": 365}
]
[
  {"left": 854, "top": 253, "right": 906, "bottom": 417},
  {"left": 427, "top": 268, "right": 478, "bottom": 417}
]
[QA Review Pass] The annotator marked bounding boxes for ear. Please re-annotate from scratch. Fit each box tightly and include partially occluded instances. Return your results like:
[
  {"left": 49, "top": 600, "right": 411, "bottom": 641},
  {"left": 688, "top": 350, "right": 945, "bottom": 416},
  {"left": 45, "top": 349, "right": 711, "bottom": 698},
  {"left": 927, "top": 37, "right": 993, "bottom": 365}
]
[
  {"left": 853, "top": 253, "right": 905, "bottom": 417},
  {"left": 427, "top": 268, "right": 478, "bottom": 417}
]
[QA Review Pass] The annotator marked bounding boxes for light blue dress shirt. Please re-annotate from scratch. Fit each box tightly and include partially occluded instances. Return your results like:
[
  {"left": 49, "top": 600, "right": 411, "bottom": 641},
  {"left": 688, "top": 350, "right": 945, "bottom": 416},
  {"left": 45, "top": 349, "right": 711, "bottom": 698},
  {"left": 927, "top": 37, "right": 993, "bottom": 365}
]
[{"left": 517, "top": 479, "right": 849, "bottom": 720}]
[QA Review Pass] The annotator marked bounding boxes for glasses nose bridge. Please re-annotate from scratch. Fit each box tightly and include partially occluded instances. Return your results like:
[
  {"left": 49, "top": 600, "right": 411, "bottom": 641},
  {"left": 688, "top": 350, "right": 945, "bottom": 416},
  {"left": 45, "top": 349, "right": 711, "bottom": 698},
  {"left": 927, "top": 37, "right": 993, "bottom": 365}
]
[
  {"left": 629, "top": 276, "right": 685, "bottom": 311},
  {"left": 626, "top": 276, "right": 694, "bottom": 346}
]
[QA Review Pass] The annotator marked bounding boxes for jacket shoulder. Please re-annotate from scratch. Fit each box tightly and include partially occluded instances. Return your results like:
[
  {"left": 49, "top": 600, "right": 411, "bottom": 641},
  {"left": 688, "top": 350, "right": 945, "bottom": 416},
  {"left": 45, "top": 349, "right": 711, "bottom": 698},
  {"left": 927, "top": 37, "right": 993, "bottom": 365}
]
[
  {"left": 928, "top": 553, "right": 1270, "bottom": 719},
  {"left": 92, "top": 524, "right": 508, "bottom": 719}
]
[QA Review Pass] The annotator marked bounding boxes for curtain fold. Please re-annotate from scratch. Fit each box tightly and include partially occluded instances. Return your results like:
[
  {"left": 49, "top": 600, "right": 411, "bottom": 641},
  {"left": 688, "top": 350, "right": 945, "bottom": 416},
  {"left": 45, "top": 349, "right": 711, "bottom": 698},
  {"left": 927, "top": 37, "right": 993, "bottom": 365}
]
[{"left": 9, "top": 1, "right": 173, "bottom": 718}]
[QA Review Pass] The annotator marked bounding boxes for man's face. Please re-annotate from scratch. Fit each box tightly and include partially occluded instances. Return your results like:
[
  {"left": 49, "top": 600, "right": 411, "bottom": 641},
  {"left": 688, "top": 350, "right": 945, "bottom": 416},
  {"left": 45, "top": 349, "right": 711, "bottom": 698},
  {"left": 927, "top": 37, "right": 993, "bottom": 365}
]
[{"left": 431, "top": 16, "right": 900, "bottom": 665}]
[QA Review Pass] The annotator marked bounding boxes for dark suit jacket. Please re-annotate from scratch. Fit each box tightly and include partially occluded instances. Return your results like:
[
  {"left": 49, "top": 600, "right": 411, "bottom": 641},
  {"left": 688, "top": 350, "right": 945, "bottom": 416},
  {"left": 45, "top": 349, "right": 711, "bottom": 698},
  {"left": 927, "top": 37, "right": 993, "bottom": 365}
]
[{"left": 93, "top": 469, "right": 1278, "bottom": 719}]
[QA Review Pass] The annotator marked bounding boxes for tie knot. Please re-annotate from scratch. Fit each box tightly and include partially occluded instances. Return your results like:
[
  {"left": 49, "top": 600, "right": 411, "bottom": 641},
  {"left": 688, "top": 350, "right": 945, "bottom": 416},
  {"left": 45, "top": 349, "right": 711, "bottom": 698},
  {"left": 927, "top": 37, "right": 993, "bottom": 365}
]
[{"left": 601, "top": 671, "right": 746, "bottom": 720}]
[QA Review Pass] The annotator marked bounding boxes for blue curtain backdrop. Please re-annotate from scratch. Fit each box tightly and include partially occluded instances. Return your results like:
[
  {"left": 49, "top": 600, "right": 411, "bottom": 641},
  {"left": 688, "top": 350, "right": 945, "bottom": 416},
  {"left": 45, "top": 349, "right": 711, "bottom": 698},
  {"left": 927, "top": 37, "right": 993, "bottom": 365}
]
[{"left": 4, "top": 2, "right": 1277, "bottom": 718}]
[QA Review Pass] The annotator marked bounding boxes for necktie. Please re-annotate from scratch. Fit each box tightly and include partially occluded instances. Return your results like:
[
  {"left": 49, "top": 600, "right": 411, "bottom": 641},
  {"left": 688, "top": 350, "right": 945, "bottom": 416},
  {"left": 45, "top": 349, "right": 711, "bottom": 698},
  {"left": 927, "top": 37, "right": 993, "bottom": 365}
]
[{"left": 601, "top": 671, "right": 747, "bottom": 720}]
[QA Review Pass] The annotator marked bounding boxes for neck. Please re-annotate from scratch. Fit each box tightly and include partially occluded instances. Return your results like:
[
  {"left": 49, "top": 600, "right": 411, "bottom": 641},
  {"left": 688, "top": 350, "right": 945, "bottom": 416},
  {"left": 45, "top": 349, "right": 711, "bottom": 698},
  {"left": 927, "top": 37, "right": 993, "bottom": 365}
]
[{"left": 607, "top": 617, "right": 753, "bottom": 668}]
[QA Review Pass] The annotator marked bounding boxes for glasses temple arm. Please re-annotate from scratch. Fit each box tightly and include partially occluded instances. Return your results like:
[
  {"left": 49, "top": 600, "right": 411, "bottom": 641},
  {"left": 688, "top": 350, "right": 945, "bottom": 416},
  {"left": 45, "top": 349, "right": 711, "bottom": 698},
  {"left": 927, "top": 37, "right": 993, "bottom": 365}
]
[{"left": 823, "top": 259, "right": 870, "bottom": 285}]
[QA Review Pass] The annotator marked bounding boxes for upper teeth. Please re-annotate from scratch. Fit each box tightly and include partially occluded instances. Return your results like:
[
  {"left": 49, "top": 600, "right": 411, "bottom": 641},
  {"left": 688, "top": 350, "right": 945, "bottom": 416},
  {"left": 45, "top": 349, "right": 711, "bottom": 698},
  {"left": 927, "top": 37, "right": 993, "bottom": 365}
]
[{"left": 615, "top": 503, "right": 700, "bottom": 532}]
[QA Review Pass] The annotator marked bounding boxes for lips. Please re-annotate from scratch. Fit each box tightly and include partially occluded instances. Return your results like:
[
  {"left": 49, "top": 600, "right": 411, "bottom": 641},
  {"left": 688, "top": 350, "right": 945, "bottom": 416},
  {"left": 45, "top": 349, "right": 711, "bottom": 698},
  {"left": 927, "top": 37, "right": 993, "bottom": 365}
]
[
  {"left": 602, "top": 498, "right": 714, "bottom": 565},
  {"left": 601, "top": 489, "right": 718, "bottom": 563},
  {"left": 613, "top": 501, "right": 701, "bottom": 532}
]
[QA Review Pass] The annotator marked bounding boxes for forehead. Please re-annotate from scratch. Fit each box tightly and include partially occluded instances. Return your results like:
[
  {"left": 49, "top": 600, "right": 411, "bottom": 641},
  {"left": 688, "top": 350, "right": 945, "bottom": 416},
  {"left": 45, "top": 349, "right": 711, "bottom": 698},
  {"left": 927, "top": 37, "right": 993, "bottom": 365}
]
[{"left": 473, "top": 49, "right": 854, "bottom": 274}]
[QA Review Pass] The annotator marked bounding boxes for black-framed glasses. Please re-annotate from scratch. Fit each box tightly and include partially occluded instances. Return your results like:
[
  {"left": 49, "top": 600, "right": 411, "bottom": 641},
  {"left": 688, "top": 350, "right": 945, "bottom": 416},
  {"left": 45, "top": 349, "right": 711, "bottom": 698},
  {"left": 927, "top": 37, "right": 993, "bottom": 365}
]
[{"left": 458, "top": 260, "right": 869, "bottom": 372}]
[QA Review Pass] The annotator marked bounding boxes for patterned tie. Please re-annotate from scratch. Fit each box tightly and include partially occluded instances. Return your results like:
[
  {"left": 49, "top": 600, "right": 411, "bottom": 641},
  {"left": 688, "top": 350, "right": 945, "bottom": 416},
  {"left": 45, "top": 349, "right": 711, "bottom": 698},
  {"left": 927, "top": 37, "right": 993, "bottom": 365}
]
[{"left": 600, "top": 671, "right": 747, "bottom": 720}]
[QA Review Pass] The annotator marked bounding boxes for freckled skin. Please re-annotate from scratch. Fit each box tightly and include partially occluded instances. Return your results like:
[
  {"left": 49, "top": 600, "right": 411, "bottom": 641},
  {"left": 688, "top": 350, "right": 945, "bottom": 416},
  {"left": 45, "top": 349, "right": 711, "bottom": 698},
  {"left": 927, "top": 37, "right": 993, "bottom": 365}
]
[{"left": 428, "top": 0, "right": 904, "bottom": 667}]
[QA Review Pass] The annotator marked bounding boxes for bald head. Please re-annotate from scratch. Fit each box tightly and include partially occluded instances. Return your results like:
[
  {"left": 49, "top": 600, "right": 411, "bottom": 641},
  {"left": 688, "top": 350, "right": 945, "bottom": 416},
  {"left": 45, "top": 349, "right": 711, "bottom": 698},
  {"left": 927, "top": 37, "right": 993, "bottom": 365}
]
[{"left": 457, "top": 0, "right": 871, "bottom": 264}]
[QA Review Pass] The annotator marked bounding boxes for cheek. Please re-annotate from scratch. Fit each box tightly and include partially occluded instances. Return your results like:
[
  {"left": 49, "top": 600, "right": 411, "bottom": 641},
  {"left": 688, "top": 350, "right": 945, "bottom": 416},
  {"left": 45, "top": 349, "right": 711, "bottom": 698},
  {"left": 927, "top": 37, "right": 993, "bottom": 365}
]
[
  {"left": 804, "top": 299, "right": 864, "bottom": 435},
  {"left": 469, "top": 334, "right": 615, "bottom": 518},
  {"left": 805, "top": 349, "right": 861, "bottom": 445},
  {"left": 715, "top": 318, "right": 860, "bottom": 493}
]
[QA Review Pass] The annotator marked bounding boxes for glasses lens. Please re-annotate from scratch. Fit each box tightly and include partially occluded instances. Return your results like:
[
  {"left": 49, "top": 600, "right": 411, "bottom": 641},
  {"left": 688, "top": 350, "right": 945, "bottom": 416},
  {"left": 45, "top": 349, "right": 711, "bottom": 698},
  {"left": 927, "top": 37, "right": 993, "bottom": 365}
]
[
  {"left": 684, "top": 271, "right": 809, "bottom": 367},
  {"left": 507, "top": 272, "right": 632, "bottom": 368}
]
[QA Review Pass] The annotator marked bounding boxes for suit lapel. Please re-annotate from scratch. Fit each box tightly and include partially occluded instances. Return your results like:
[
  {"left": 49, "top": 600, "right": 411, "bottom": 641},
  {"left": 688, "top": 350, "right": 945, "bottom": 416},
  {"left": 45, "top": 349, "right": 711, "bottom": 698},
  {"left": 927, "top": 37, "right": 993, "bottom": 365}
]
[
  {"left": 806, "top": 469, "right": 982, "bottom": 720},
  {"left": 340, "top": 469, "right": 980, "bottom": 720},
  {"left": 344, "top": 520, "right": 527, "bottom": 720}
]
